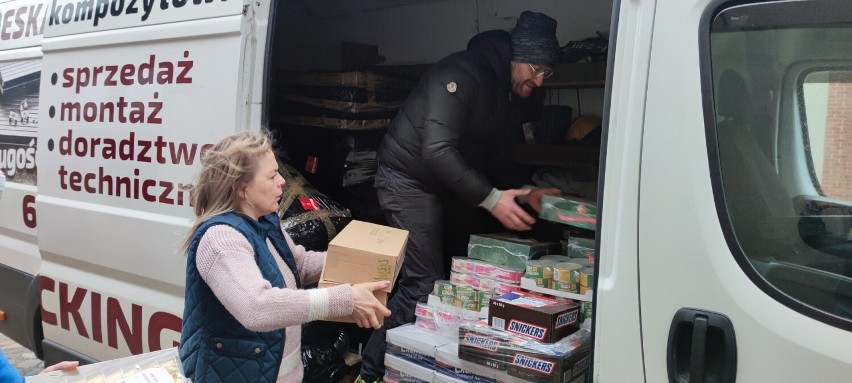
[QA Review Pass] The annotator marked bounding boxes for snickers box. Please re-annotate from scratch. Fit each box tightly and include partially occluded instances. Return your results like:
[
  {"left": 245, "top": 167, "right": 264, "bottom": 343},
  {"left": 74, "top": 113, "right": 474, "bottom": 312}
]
[
  {"left": 507, "top": 348, "right": 591, "bottom": 383},
  {"left": 458, "top": 324, "right": 512, "bottom": 371},
  {"left": 489, "top": 291, "right": 580, "bottom": 343}
]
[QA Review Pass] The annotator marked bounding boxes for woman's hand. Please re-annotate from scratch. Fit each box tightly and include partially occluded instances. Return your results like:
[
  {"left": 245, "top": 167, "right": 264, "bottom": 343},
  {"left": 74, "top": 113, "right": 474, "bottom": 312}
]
[{"left": 351, "top": 281, "right": 392, "bottom": 329}]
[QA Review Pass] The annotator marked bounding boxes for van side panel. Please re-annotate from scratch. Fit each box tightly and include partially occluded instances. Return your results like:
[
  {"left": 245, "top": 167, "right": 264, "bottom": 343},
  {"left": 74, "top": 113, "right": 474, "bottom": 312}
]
[
  {"left": 36, "top": 1, "right": 250, "bottom": 360},
  {"left": 0, "top": 0, "right": 46, "bottom": 353}
]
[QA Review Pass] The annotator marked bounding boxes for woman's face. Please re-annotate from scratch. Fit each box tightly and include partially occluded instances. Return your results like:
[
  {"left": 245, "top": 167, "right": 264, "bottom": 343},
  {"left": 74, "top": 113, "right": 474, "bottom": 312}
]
[{"left": 240, "top": 150, "right": 285, "bottom": 220}]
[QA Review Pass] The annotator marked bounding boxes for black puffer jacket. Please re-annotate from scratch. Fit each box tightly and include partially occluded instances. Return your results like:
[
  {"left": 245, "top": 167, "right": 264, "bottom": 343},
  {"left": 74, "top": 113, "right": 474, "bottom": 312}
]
[{"left": 377, "top": 30, "right": 526, "bottom": 207}]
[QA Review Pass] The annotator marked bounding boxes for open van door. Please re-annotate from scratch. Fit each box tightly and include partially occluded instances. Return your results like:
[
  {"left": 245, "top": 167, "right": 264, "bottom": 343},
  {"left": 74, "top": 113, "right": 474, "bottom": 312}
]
[
  {"left": 35, "top": 0, "right": 268, "bottom": 362},
  {"left": 628, "top": 0, "right": 852, "bottom": 381}
]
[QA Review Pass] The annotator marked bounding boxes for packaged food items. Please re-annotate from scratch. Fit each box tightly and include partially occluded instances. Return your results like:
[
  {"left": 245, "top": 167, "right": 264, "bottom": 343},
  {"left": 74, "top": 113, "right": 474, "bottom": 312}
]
[
  {"left": 489, "top": 291, "right": 581, "bottom": 343},
  {"left": 538, "top": 195, "right": 597, "bottom": 231},
  {"left": 468, "top": 234, "right": 561, "bottom": 270},
  {"left": 386, "top": 324, "right": 453, "bottom": 368},
  {"left": 27, "top": 347, "right": 188, "bottom": 383},
  {"left": 552, "top": 262, "right": 583, "bottom": 284},
  {"left": 458, "top": 323, "right": 592, "bottom": 383},
  {"left": 384, "top": 353, "right": 435, "bottom": 383}
]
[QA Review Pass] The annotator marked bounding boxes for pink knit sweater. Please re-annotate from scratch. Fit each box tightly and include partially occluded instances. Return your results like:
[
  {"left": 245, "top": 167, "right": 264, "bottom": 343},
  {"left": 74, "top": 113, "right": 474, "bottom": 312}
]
[{"left": 195, "top": 225, "right": 354, "bottom": 383}]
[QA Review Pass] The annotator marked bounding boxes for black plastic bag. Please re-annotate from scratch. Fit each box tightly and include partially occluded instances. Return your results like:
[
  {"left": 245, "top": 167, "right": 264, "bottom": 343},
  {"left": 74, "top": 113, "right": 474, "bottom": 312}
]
[{"left": 301, "top": 322, "right": 351, "bottom": 383}]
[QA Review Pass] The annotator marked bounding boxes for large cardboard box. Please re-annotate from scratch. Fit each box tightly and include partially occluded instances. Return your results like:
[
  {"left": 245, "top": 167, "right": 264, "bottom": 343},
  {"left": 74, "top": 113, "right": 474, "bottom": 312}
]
[
  {"left": 321, "top": 220, "right": 409, "bottom": 292},
  {"left": 318, "top": 279, "right": 389, "bottom": 325}
]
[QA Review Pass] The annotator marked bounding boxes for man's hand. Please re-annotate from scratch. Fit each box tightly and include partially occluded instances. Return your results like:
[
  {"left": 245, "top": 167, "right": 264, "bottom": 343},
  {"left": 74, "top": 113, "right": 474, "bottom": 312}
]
[
  {"left": 490, "top": 189, "right": 536, "bottom": 231},
  {"left": 527, "top": 188, "right": 562, "bottom": 212},
  {"left": 351, "top": 281, "right": 392, "bottom": 329}
]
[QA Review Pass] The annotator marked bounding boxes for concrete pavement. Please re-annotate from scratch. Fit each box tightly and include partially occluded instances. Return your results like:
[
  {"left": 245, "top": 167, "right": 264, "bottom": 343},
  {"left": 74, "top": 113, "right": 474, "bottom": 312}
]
[{"left": 0, "top": 332, "right": 44, "bottom": 377}]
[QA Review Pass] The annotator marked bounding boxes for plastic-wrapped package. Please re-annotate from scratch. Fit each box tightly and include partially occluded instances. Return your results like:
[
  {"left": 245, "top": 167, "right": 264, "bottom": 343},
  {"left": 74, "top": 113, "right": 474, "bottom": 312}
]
[
  {"left": 450, "top": 257, "right": 525, "bottom": 283},
  {"left": 458, "top": 323, "right": 592, "bottom": 383},
  {"left": 301, "top": 322, "right": 351, "bottom": 383},
  {"left": 383, "top": 353, "right": 435, "bottom": 383},
  {"left": 385, "top": 324, "right": 452, "bottom": 368},
  {"left": 26, "top": 348, "right": 189, "bottom": 383},
  {"left": 277, "top": 161, "right": 352, "bottom": 252}
]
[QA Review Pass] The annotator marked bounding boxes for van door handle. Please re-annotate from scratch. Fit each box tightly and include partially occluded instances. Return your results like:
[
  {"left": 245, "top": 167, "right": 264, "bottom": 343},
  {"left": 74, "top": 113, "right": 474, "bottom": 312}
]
[{"left": 667, "top": 308, "right": 737, "bottom": 383}]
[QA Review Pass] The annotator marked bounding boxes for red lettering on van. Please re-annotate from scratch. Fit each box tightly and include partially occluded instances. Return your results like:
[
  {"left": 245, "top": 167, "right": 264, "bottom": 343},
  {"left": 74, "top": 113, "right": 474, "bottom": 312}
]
[{"left": 40, "top": 276, "right": 183, "bottom": 353}]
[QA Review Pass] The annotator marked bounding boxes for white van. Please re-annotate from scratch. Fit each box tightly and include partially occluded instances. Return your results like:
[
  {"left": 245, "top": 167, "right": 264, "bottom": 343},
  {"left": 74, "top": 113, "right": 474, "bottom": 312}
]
[{"left": 0, "top": 0, "right": 850, "bottom": 381}]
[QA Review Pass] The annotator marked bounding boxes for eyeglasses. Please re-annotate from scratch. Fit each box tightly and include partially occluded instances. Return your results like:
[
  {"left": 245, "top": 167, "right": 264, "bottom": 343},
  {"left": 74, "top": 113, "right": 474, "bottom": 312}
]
[{"left": 528, "top": 63, "right": 554, "bottom": 79}]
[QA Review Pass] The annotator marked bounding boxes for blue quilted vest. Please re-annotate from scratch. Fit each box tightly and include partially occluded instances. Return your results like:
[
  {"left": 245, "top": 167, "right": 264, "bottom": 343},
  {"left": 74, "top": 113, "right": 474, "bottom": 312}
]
[{"left": 179, "top": 212, "right": 301, "bottom": 383}]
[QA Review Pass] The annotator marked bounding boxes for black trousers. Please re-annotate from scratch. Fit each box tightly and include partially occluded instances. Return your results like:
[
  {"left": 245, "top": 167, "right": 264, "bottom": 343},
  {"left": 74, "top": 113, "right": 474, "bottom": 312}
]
[{"left": 358, "top": 165, "right": 447, "bottom": 381}]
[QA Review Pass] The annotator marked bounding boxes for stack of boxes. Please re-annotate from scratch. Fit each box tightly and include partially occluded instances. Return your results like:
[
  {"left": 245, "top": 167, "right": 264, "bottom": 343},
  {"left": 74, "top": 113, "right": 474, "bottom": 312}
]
[
  {"left": 272, "top": 71, "right": 416, "bottom": 223},
  {"left": 330, "top": 196, "right": 599, "bottom": 382}
]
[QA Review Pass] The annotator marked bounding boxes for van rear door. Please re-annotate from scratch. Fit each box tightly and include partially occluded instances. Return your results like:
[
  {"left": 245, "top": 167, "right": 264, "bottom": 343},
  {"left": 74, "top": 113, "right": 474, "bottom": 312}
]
[
  {"left": 36, "top": 0, "right": 261, "bottom": 362},
  {"left": 634, "top": 0, "right": 852, "bottom": 381}
]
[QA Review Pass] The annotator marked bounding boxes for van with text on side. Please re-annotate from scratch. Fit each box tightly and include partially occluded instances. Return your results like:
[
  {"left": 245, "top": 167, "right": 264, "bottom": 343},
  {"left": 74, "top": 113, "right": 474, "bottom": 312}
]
[{"left": 0, "top": 0, "right": 850, "bottom": 381}]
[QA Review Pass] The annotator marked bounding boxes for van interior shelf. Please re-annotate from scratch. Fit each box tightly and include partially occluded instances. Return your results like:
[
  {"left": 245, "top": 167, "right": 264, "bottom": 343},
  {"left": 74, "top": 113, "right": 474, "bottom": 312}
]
[
  {"left": 520, "top": 278, "right": 593, "bottom": 302},
  {"left": 512, "top": 143, "right": 600, "bottom": 167}
]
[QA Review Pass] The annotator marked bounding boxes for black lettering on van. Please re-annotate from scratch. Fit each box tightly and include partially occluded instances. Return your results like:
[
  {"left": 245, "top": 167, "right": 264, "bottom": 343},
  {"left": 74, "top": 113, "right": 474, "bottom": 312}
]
[
  {"left": 148, "top": 93, "right": 162, "bottom": 124},
  {"left": 159, "top": 0, "right": 168, "bottom": 10},
  {"left": 62, "top": 2, "right": 73, "bottom": 23},
  {"left": 104, "top": 65, "right": 118, "bottom": 86},
  {"left": 93, "top": 0, "right": 108, "bottom": 26},
  {"left": 126, "top": 0, "right": 138, "bottom": 14},
  {"left": 173, "top": 0, "right": 187, "bottom": 8},
  {"left": 141, "top": 0, "right": 154, "bottom": 21},
  {"left": 176, "top": 51, "right": 193, "bottom": 84},
  {"left": 110, "top": 0, "right": 124, "bottom": 17},
  {"left": 74, "top": 0, "right": 93, "bottom": 22},
  {"left": 137, "top": 139, "right": 152, "bottom": 163}
]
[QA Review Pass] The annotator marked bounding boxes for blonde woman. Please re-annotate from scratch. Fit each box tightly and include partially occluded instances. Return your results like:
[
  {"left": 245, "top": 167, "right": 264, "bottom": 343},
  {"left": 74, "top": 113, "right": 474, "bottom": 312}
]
[{"left": 178, "top": 130, "right": 390, "bottom": 383}]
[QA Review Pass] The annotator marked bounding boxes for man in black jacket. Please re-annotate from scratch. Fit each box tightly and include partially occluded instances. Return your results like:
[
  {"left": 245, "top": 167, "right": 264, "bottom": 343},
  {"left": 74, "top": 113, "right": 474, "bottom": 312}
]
[{"left": 358, "top": 11, "right": 561, "bottom": 382}]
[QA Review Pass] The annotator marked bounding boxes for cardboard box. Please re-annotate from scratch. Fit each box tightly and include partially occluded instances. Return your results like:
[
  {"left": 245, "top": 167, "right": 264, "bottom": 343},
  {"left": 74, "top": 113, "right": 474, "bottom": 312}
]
[
  {"left": 457, "top": 323, "right": 592, "bottom": 383},
  {"left": 538, "top": 195, "right": 597, "bottom": 231},
  {"left": 318, "top": 279, "right": 388, "bottom": 324},
  {"left": 321, "top": 220, "right": 408, "bottom": 292},
  {"left": 489, "top": 291, "right": 580, "bottom": 343},
  {"left": 507, "top": 348, "right": 591, "bottom": 383},
  {"left": 467, "top": 234, "right": 561, "bottom": 270}
]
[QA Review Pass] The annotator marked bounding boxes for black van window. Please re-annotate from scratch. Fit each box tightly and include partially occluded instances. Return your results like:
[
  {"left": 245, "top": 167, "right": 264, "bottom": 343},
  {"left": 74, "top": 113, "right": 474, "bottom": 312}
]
[{"left": 708, "top": 0, "right": 852, "bottom": 327}]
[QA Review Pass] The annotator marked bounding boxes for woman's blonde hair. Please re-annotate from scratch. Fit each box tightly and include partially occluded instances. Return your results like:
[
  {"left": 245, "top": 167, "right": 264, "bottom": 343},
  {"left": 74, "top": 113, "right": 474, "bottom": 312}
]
[{"left": 179, "top": 130, "right": 275, "bottom": 253}]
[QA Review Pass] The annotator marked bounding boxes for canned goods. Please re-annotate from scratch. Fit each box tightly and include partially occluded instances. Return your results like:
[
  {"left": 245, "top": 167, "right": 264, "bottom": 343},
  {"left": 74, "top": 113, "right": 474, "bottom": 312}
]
[
  {"left": 454, "top": 297, "right": 478, "bottom": 311},
  {"left": 433, "top": 280, "right": 455, "bottom": 298},
  {"left": 525, "top": 260, "right": 556, "bottom": 279},
  {"left": 579, "top": 267, "right": 595, "bottom": 287},
  {"left": 454, "top": 285, "right": 477, "bottom": 302},
  {"left": 553, "top": 262, "right": 583, "bottom": 283},
  {"left": 440, "top": 295, "right": 456, "bottom": 305},
  {"left": 530, "top": 277, "right": 551, "bottom": 288},
  {"left": 552, "top": 280, "right": 579, "bottom": 293},
  {"left": 477, "top": 290, "right": 496, "bottom": 310}
]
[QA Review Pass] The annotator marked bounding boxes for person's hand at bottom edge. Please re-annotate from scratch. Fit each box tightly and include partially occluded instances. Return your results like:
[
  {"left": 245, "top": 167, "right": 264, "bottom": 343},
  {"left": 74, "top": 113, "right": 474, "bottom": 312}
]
[
  {"left": 351, "top": 281, "right": 392, "bottom": 329},
  {"left": 39, "top": 361, "right": 79, "bottom": 375}
]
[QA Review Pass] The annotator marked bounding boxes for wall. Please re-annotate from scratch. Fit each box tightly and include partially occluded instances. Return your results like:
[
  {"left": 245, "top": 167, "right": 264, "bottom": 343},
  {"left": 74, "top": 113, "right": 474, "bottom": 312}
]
[
  {"left": 272, "top": 0, "right": 612, "bottom": 121},
  {"left": 274, "top": 0, "right": 613, "bottom": 69}
]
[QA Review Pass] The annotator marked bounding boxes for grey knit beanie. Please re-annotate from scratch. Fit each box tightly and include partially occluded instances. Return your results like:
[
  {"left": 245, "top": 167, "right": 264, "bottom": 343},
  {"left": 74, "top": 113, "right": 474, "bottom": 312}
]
[{"left": 511, "top": 11, "right": 560, "bottom": 67}]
